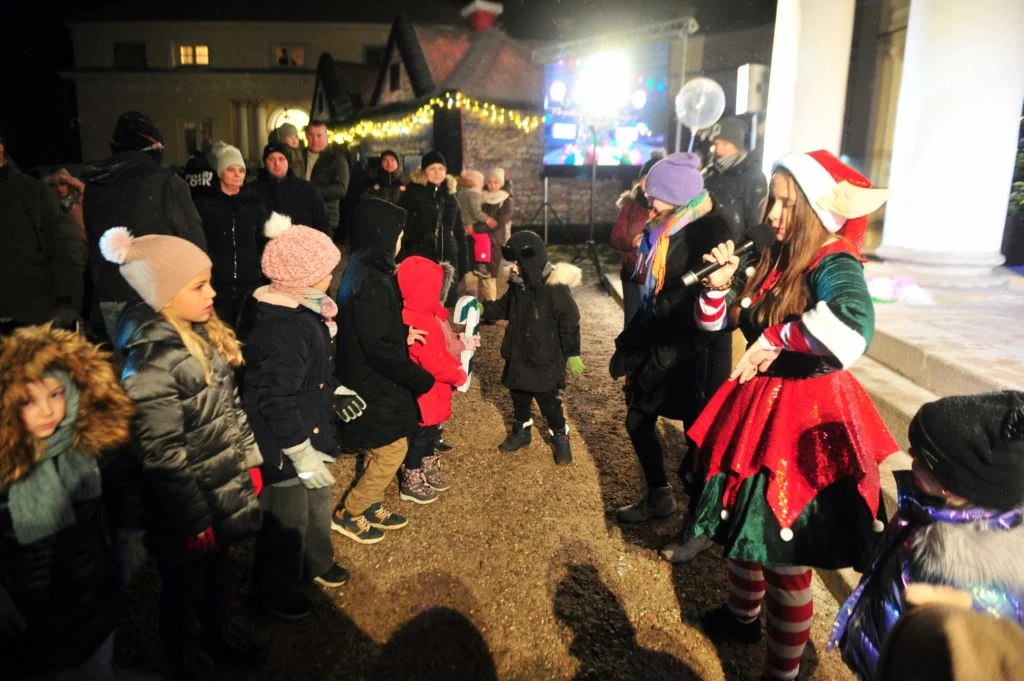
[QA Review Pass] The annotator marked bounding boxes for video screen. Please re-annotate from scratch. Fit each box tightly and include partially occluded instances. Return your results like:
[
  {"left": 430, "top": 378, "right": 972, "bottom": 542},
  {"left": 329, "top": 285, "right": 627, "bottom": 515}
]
[{"left": 542, "top": 41, "right": 670, "bottom": 168}]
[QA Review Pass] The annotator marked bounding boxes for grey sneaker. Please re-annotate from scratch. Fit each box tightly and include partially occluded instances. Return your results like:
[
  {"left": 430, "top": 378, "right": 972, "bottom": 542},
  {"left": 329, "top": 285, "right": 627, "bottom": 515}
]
[
  {"left": 421, "top": 454, "right": 451, "bottom": 491},
  {"left": 660, "top": 527, "right": 714, "bottom": 563},
  {"left": 615, "top": 485, "right": 678, "bottom": 523},
  {"left": 399, "top": 466, "right": 439, "bottom": 504}
]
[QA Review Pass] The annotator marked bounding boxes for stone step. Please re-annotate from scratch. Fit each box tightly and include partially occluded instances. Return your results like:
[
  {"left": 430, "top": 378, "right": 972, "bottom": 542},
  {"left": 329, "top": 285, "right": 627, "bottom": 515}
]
[{"left": 849, "top": 355, "right": 939, "bottom": 452}]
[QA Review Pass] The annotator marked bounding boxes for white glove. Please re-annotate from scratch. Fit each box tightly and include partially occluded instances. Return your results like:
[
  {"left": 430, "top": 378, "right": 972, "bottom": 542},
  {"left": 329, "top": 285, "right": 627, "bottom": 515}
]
[
  {"left": 282, "top": 440, "right": 336, "bottom": 489},
  {"left": 333, "top": 385, "right": 367, "bottom": 423}
]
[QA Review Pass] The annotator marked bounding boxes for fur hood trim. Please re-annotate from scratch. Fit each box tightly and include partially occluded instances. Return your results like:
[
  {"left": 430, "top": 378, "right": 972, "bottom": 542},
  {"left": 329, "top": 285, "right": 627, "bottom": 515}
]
[
  {"left": 910, "top": 517, "right": 1024, "bottom": 592},
  {"left": 481, "top": 189, "right": 510, "bottom": 205},
  {"left": 616, "top": 182, "right": 643, "bottom": 208},
  {"left": 546, "top": 262, "right": 583, "bottom": 288},
  {"left": 440, "top": 261, "right": 456, "bottom": 304},
  {"left": 410, "top": 168, "right": 458, "bottom": 194},
  {"left": 0, "top": 325, "right": 134, "bottom": 485}
]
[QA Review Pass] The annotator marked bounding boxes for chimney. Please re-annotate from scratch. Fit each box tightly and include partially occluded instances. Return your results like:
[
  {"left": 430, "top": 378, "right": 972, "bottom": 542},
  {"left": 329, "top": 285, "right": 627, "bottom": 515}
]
[{"left": 461, "top": 0, "right": 503, "bottom": 32}]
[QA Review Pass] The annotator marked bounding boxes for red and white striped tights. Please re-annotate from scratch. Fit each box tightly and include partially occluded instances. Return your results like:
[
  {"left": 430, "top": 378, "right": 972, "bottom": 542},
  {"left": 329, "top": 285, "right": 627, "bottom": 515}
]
[{"left": 727, "top": 559, "right": 814, "bottom": 681}]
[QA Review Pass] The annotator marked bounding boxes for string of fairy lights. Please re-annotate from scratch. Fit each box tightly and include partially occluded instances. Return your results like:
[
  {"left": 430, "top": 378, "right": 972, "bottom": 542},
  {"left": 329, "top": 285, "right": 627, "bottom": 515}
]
[{"left": 328, "top": 91, "right": 542, "bottom": 145}]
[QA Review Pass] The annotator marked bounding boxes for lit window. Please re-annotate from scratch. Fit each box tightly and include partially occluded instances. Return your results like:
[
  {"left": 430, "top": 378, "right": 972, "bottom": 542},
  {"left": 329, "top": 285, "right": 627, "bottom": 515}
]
[
  {"left": 179, "top": 44, "right": 209, "bottom": 67},
  {"left": 272, "top": 45, "right": 305, "bottom": 68}
]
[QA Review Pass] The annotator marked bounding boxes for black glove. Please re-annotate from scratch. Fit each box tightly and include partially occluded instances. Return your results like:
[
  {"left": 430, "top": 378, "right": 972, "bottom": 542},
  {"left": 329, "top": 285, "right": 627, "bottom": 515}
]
[
  {"left": 51, "top": 306, "right": 83, "bottom": 332},
  {"left": 0, "top": 585, "right": 26, "bottom": 636},
  {"left": 609, "top": 348, "right": 629, "bottom": 380},
  {"left": 332, "top": 385, "right": 367, "bottom": 423}
]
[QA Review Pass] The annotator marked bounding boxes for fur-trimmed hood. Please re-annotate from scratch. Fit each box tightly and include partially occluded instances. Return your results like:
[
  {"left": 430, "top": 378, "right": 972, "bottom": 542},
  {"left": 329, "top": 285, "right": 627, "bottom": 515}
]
[
  {"left": 0, "top": 325, "right": 133, "bottom": 485},
  {"left": 546, "top": 262, "right": 583, "bottom": 288},
  {"left": 410, "top": 168, "right": 458, "bottom": 194},
  {"left": 910, "top": 513, "right": 1024, "bottom": 592}
]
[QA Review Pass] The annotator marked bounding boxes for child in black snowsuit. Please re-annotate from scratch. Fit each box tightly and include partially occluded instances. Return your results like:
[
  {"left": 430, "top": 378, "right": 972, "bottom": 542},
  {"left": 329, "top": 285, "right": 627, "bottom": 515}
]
[{"left": 483, "top": 230, "right": 583, "bottom": 464}]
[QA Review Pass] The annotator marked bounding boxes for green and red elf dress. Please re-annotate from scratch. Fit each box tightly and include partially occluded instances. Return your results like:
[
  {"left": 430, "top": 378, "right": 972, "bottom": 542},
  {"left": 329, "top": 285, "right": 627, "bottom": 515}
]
[{"left": 686, "top": 151, "right": 900, "bottom": 571}]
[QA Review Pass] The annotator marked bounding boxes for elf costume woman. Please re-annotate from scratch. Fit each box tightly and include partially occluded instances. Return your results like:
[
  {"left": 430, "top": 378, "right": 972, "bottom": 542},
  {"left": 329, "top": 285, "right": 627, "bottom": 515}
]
[{"left": 688, "top": 150, "right": 899, "bottom": 681}]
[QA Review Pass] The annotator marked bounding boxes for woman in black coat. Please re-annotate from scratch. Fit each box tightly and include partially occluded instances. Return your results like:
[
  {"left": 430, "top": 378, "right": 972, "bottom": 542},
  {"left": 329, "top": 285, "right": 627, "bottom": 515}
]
[
  {"left": 610, "top": 153, "right": 732, "bottom": 525},
  {"left": 194, "top": 144, "right": 269, "bottom": 327},
  {"left": 397, "top": 151, "right": 467, "bottom": 288}
]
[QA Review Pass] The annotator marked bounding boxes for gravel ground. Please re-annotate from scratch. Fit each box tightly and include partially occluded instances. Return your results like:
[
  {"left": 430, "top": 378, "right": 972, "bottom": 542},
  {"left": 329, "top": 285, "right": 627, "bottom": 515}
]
[{"left": 114, "top": 246, "right": 856, "bottom": 681}]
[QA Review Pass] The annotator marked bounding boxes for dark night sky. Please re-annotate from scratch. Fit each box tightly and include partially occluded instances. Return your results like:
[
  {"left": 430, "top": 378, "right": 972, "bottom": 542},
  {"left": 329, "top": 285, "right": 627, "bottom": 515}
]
[{"left": 1, "top": 0, "right": 776, "bottom": 168}]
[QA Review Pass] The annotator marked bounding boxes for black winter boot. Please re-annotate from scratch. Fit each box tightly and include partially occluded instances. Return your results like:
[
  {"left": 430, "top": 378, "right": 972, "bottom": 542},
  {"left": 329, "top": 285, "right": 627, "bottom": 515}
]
[
  {"left": 550, "top": 427, "right": 572, "bottom": 465},
  {"left": 498, "top": 420, "right": 533, "bottom": 452}
]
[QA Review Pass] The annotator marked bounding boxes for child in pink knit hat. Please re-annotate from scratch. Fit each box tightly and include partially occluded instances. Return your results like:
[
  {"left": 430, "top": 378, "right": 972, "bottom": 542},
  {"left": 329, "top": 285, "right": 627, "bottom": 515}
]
[{"left": 241, "top": 213, "right": 368, "bottom": 619}]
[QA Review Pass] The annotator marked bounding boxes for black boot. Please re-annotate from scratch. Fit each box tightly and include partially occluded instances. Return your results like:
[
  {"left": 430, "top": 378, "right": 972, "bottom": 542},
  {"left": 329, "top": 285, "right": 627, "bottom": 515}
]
[
  {"left": 698, "top": 604, "right": 761, "bottom": 644},
  {"left": 550, "top": 427, "right": 572, "bottom": 465},
  {"left": 498, "top": 420, "right": 532, "bottom": 452}
]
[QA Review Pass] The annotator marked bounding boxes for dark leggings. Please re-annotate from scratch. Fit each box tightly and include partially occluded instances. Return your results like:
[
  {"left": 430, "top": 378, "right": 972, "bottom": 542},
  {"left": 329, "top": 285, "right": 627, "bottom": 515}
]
[
  {"left": 511, "top": 389, "right": 566, "bottom": 431},
  {"left": 626, "top": 407, "right": 667, "bottom": 489},
  {"left": 405, "top": 424, "right": 441, "bottom": 470}
]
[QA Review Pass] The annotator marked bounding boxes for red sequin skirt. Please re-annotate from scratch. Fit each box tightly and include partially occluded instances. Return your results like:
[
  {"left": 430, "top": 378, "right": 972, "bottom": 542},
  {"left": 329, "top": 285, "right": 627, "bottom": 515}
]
[{"left": 687, "top": 370, "right": 899, "bottom": 530}]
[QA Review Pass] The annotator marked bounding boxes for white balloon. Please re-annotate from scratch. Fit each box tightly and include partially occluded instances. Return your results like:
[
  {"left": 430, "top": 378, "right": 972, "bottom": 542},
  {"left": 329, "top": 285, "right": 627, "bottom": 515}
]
[{"left": 675, "top": 77, "right": 726, "bottom": 131}]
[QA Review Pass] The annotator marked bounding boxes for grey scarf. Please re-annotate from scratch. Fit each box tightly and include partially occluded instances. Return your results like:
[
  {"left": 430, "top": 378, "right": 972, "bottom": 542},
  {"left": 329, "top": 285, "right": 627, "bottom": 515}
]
[
  {"left": 7, "top": 370, "right": 102, "bottom": 545},
  {"left": 713, "top": 151, "right": 748, "bottom": 173}
]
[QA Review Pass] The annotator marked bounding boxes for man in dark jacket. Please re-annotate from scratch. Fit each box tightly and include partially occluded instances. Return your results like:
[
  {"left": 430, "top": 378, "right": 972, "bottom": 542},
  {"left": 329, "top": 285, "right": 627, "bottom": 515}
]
[
  {"left": 703, "top": 117, "right": 768, "bottom": 243},
  {"left": 303, "top": 121, "right": 349, "bottom": 235},
  {"left": 0, "top": 128, "right": 86, "bottom": 327},
  {"left": 332, "top": 198, "right": 434, "bottom": 544},
  {"left": 361, "top": 149, "right": 406, "bottom": 205},
  {"left": 82, "top": 112, "right": 207, "bottom": 343},
  {"left": 250, "top": 142, "right": 331, "bottom": 237}
]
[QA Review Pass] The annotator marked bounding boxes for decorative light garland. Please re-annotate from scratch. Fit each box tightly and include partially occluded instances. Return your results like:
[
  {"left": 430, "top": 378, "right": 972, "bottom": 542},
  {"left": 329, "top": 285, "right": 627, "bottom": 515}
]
[{"left": 328, "top": 91, "right": 541, "bottom": 145}]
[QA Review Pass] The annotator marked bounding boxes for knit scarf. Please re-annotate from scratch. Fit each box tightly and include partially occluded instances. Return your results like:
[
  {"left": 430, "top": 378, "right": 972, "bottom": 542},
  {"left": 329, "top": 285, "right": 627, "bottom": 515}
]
[
  {"left": 713, "top": 151, "right": 747, "bottom": 173},
  {"left": 268, "top": 284, "right": 339, "bottom": 338},
  {"left": 7, "top": 370, "right": 103, "bottom": 545},
  {"left": 635, "top": 191, "right": 711, "bottom": 310}
]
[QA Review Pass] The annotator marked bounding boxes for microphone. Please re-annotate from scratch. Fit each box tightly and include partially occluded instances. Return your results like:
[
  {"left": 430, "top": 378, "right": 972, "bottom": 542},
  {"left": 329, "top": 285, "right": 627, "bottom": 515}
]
[{"left": 681, "top": 223, "right": 776, "bottom": 287}]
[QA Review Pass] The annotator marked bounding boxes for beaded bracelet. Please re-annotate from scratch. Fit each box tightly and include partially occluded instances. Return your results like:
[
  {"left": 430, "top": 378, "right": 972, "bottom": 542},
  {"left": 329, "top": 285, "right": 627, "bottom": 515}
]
[{"left": 701, "top": 276, "right": 733, "bottom": 292}]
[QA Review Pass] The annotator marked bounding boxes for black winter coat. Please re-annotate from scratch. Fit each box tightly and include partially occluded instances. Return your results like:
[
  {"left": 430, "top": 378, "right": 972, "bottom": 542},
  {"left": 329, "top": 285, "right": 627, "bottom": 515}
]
[
  {"left": 304, "top": 145, "right": 350, "bottom": 233},
  {"left": 483, "top": 264, "right": 582, "bottom": 394},
  {"left": 83, "top": 151, "right": 207, "bottom": 304},
  {"left": 335, "top": 199, "right": 434, "bottom": 450},
  {"left": 361, "top": 168, "right": 406, "bottom": 206},
  {"left": 194, "top": 186, "right": 269, "bottom": 326},
  {"left": 241, "top": 301, "right": 339, "bottom": 485},
  {"left": 613, "top": 209, "right": 733, "bottom": 421},
  {"left": 249, "top": 169, "right": 331, "bottom": 237},
  {"left": 703, "top": 155, "right": 768, "bottom": 243},
  {"left": 115, "top": 302, "right": 262, "bottom": 544},
  {"left": 397, "top": 172, "right": 467, "bottom": 276}
]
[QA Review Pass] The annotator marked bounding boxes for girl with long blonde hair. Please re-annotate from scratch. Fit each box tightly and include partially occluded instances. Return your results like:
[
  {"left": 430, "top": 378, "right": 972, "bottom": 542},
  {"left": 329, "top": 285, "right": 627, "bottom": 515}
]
[
  {"left": 99, "top": 227, "right": 265, "bottom": 677},
  {"left": 679, "top": 151, "right": 898, "bottom": 681}
]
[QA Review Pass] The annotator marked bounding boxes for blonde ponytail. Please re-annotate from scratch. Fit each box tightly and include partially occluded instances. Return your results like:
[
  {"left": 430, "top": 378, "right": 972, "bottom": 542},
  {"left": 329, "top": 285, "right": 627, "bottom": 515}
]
[{"left": 161, "top": 311, "right": 244, "bottom": 384}]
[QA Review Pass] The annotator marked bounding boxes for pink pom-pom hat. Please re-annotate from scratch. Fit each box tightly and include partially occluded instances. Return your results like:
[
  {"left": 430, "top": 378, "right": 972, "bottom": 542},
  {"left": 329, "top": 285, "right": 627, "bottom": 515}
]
[{"left": 261, "top": 212, "right": 341, "bottom": 289}]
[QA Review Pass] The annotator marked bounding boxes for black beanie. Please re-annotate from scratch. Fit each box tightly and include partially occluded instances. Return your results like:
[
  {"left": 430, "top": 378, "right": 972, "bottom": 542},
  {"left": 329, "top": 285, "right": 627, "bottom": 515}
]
[
  {"left": 263, "top": 141, "right": 291, "bottom": 163},
  {"left": 421, "top": 150, "right": 446, "bottom": 170},
  {"left": 908, "top": 391, "right": 1024, "bottom": 509},
  {"left": 111, "top": 111, "right": 163, "bottom": 155},
  {"left": 381, "top": 149, "right": 400, "bottom": 166}
]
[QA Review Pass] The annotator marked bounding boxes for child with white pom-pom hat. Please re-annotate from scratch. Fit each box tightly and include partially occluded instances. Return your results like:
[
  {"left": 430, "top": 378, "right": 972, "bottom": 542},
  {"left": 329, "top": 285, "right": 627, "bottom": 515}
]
[{"left": 99, "top": 226, "right": 266, "bottom": 677}]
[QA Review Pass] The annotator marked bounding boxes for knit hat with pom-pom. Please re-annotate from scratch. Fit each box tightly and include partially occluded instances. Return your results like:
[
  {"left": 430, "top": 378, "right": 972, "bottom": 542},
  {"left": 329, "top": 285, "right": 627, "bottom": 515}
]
[
  {"left": 261, "top": 213, "right": 341, "bottom": 289},
  {"left": 99, "top": 228, "right": 212, "bottom": 311}
]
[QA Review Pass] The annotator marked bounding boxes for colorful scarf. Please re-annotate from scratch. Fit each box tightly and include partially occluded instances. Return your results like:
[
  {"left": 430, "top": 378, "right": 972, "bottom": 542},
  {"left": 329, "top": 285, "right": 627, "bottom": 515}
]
[
  {"left": 268, "top": 283, "right": 339, "bottom": 338},
  {"left": 634, "top": 190, "right": 711, "bottom": 310}
]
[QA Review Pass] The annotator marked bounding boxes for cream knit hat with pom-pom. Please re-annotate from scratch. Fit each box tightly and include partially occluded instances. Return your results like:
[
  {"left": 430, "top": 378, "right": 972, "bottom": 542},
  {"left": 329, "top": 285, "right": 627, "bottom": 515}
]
[{"left": 99, "top": 228, "right": 212, "bottom": 311}]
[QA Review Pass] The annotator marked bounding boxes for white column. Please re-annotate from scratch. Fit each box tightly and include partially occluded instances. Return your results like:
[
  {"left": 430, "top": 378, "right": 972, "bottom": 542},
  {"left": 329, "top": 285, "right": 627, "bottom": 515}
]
[
  {"left": 877, "top": 0, "right": 1024, "bottom": 286},
  {"left": 254, "top": 102, "right": 269, "bottom": 158},
  {"left": 235, "top": 101, "right": 251, "bottom": 160},
  {"left": 761, "top": 0, "right": 857, "bottom": 178}
]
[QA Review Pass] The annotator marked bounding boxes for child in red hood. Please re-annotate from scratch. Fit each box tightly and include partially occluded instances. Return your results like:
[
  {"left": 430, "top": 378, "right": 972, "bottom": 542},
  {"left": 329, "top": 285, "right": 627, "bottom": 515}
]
[{"left": 395, "top": 256, "right": 468, "bottom": 504}]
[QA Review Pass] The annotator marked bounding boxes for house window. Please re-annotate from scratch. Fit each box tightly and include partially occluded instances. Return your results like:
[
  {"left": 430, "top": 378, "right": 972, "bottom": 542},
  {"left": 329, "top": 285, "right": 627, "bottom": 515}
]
[
  {"left": 179, "top": 44, "right": 209, "bottom": 67},
  {"left": 272, "top": 45, "right": 305, "bottom": 68},
  {"left": 182, "top": 119, "right": 213, "bottom": 160},
  {"left": 389, "top": 62, "right": 401, "bottom": 92},
  {"left": 363, "top": 45, "right": 386, "bottom": 67},
  {"left": 113, "top": 42, "right": 147, "bottom": 69}
]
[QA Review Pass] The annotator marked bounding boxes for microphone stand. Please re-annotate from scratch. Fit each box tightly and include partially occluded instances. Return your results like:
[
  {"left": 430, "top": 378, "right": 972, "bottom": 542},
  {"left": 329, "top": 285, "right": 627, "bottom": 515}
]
[{"left": 571, "top": 123, "right": 609, "bottom": 294}]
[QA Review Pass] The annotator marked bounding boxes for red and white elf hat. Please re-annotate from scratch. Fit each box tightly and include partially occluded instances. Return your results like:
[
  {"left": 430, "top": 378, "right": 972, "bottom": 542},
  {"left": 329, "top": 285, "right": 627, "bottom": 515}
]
[{"left": 772, "top": 150, "right": 889, "bottom": 252}]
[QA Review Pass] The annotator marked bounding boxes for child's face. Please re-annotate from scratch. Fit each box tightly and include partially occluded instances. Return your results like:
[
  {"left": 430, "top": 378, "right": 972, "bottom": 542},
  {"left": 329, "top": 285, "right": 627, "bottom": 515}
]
[
  {"left": 164, "top": 268, "right": 216, "bottom": 324},
  {"left": 510, "top": 261, "right": 521, "bottom": 276},
  {"left": 20, "top": 376, "right": 67, "bottom": 440},
  {"left": 911, "top": 454, "right": 969, "bottom": 507},
  {"left": 312, "top": 274, "right": 331, "bottom": 293}
]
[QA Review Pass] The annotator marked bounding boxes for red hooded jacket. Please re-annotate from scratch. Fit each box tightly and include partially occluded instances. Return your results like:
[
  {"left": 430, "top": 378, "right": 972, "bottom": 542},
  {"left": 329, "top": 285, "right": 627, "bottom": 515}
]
[{"left": 396, "top": 256, "right": 467, "bottom": 426}]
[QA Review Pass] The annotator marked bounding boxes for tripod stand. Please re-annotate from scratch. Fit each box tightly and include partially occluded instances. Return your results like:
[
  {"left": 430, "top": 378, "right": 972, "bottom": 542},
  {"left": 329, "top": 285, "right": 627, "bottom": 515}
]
[
  {"left": 527, "top": 175, "right": 569, "bottom": 245},
  {"left": 571, "top": 125, "right": 609, "bottom": 293}
]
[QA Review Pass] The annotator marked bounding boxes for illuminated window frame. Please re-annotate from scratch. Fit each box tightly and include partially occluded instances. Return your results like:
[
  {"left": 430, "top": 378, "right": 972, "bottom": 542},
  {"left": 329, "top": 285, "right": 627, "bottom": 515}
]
[{"left": 178, "top": 44, "right": 210, "bottom": 67}]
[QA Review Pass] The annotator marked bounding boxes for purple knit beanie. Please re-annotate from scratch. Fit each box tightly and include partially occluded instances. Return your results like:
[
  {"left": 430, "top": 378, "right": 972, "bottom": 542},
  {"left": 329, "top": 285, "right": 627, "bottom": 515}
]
[
  {"left": 261, "top": 213, "right": 340, "bottom": 288},
  {"left": 644, "top": 152, "right": 705, "bottom": 207}
]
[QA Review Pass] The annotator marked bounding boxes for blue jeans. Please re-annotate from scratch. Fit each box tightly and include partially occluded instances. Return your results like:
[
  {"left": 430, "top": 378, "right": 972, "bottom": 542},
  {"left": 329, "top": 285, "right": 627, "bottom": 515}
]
[{"left": 621, "top": 278, "right": 643, "bottom": 327}]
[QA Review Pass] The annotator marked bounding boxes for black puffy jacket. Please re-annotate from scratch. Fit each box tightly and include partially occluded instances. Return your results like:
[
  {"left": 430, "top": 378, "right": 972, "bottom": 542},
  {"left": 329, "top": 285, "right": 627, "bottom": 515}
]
[
  {"left": 83, "top": 151, "right": 207, "bottom": 304},
  {"left": 194, "top": 186, "right": 269, "bottom": 326},
  {"left": 241, "top": 300, "right": 338, "bottom": 485},
  {"left": 115, "top": 302, "right": 262, "bottom": 544},
  {"left": 483, "top": 232, "right": 582, "bottom": 394},
  {"left": 397, "top": 170, "right": 467, "bottom": 276},
  {"left": 335, "top": 199, "right": 434, "bottom": 450},
  {"left": 613, "top": 209, "right": 733, "bottom": 421},
  {"left": 249, "top": 169, "right": 331, "bottom": 237}
]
